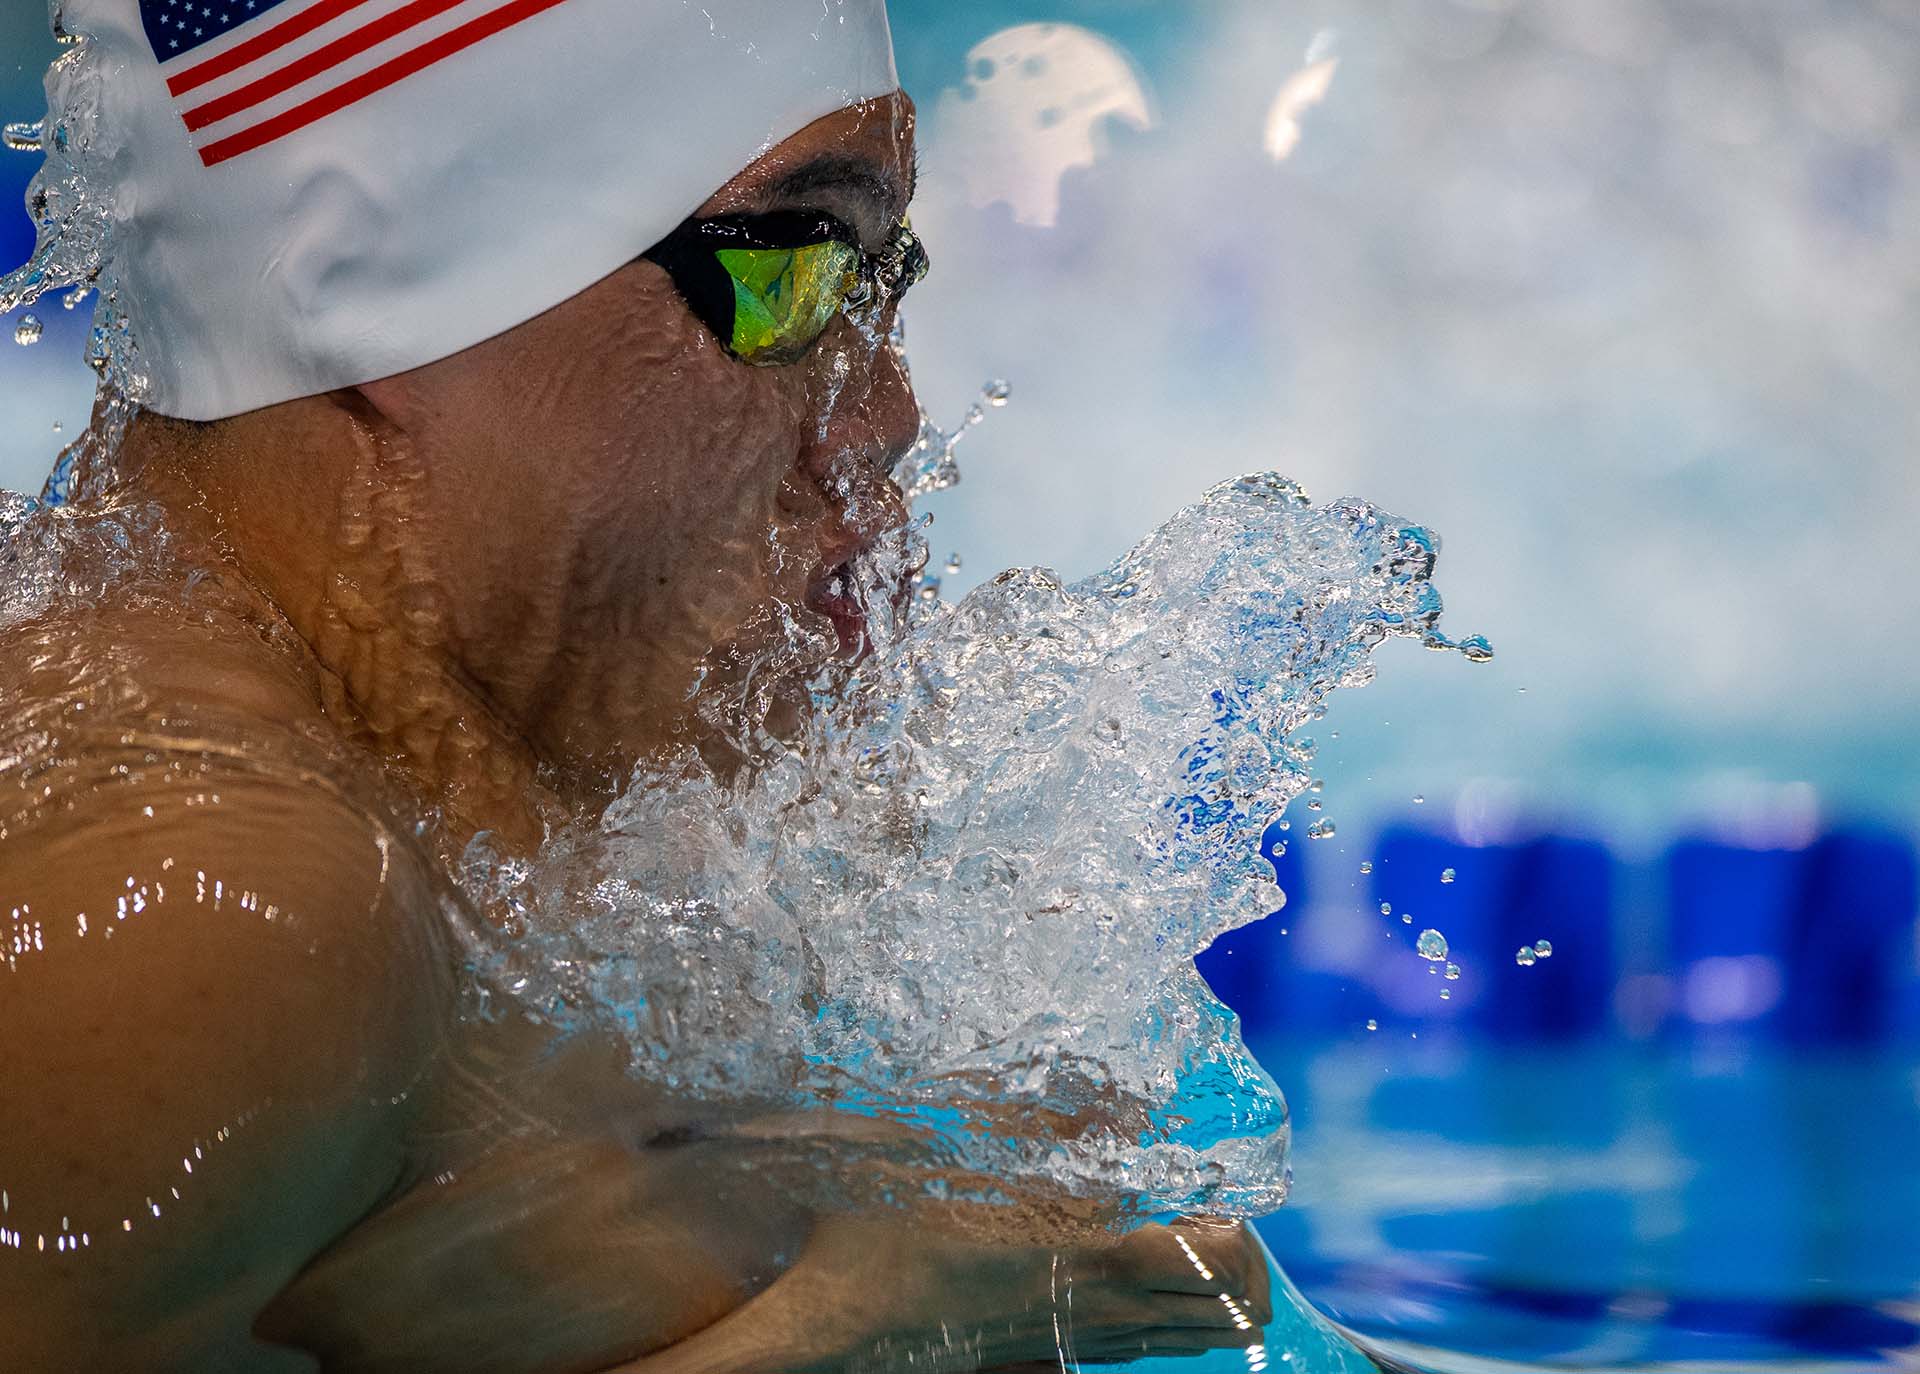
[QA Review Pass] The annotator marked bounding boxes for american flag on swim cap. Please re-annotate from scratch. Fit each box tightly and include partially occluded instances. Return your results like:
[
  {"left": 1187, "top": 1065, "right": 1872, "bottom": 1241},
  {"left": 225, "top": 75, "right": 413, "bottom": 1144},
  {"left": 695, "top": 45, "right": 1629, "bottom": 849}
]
[{"left": 137, "top": 0, "right": 574, "bottom": 167}]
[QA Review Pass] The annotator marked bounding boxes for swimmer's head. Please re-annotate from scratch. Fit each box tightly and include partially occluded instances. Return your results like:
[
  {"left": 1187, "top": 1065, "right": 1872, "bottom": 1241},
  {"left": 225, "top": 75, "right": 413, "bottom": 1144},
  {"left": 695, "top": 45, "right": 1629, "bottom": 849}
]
[
  {"left": 87, "top": 1, "right": 922, "bottom": 806},
  {"left": 75, "top": 0, "right": 900, "bottom": 419}
]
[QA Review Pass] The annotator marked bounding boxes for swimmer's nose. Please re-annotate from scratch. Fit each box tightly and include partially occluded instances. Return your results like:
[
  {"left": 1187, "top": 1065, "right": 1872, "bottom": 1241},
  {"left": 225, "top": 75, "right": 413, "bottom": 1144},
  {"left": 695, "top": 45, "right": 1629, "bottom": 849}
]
[
  {"left": 865, "top": 330, "right": 923, "bottom": 479},
  {"left": 803, "top": 321, "right": 922, "bottom": 487}
]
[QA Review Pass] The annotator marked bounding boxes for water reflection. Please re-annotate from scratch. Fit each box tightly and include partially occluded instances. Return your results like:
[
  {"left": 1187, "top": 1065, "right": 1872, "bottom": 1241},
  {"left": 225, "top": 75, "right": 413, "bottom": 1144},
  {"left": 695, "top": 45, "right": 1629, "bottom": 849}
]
[
  {"left": 933, "top": 23, "right": 1152, "bottom": 227},
  {"left": 1263, "top": 34, "right": 1339, "bottom": 165}
]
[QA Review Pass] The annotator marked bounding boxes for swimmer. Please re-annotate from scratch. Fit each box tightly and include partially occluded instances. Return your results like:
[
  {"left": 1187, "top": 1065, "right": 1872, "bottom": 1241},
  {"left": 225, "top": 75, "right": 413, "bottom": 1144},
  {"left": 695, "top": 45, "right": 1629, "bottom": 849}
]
[{"left": 0, "top": 1, "right": 1271, "bottom": 1368}]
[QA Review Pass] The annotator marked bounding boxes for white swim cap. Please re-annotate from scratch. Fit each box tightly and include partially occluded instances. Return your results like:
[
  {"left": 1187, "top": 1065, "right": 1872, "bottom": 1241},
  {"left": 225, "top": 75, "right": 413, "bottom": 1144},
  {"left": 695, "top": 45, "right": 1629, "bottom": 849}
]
[{"left": 63, "top": 0, "right": 897, "bottom": 420}]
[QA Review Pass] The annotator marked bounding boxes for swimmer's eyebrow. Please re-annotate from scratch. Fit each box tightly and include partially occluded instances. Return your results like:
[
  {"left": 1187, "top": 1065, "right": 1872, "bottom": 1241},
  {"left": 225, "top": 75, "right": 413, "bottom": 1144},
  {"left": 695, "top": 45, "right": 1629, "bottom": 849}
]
[{"left": 765, "top": 153, "right": 912, "bottom": 229}]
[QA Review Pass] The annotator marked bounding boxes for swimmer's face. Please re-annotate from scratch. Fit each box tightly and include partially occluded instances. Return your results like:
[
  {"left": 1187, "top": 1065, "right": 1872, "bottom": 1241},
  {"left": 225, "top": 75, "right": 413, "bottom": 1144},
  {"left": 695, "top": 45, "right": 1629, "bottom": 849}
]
[{"left": 358, "top": 95, "right": 921, "bottom": 784}]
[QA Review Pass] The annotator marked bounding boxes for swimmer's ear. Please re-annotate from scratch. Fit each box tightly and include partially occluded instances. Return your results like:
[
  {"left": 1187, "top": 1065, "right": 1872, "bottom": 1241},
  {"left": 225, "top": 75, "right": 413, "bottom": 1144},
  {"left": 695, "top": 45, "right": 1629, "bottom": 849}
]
[
  {"left": 340, "top": 377, "right": 404, "bottom": 424},
  {"left": 332, "top": 378, "right": 413, "bottom": 445}
]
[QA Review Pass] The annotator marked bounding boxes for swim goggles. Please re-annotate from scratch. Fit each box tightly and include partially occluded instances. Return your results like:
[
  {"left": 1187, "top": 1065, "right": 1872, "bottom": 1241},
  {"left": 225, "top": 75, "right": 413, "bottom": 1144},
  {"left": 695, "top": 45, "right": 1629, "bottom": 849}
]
[{"left": 644, "top": 211, "right": 930, "bottom": 366}]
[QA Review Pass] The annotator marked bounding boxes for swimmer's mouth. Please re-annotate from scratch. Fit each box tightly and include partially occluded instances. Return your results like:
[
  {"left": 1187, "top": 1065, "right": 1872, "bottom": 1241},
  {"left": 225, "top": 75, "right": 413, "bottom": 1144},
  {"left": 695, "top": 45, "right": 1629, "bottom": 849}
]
[{"left": 807, "top": 561, "right": 867, "bottom": 656}]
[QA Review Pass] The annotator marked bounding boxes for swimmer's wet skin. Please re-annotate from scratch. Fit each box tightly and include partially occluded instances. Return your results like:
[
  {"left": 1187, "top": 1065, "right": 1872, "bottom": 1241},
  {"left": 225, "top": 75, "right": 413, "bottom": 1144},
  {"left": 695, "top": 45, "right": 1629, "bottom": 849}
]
[{"left": 0, "top": 1, "right": 1277, "bottom": 1369}]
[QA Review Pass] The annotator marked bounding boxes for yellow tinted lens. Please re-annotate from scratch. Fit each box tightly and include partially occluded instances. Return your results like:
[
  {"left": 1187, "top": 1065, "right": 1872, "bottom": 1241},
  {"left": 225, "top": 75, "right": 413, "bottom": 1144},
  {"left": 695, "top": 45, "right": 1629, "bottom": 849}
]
[{"left": 716, "top": 241, "right": 860, "bottom": 364}]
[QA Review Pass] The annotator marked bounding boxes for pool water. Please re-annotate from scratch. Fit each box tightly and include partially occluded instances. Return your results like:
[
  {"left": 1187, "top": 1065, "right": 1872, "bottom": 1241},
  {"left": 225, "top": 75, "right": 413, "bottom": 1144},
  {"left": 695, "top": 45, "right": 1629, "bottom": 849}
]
[{"left": 1242, "top": 1037, "right": 1920, "bottom": 1372}]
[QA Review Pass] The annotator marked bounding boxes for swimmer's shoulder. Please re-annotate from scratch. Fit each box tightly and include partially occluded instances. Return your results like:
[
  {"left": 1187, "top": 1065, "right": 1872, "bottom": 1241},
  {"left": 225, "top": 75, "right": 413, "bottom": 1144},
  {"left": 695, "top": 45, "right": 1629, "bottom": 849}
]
[{"left": 0, "top": 593, "right": 455, "bottom": 1368}]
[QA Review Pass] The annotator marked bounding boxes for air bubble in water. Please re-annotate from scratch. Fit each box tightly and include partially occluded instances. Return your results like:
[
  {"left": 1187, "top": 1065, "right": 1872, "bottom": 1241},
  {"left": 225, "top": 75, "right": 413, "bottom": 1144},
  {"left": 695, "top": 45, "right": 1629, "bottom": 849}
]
[
  {"left": 14, "top": 315, "right": 43, "bottom": 346},
  {"left": 1534, "top": 940, "right": 1553, "bottom": 959},
  {"left": 1444, "top": 962, "right": 1460, "bottom": 981},
  {"left": 1440, "top": 867, "right": 1456, "bottom": 884},
  {"left": 1515, "top": 946, "right": 1538, "bottom": 967},
  {"left": 1416, "top": 929, "right": 1449, "bottom": 962},
  {"left": 983, "top": 379, "right": 1011, "bottom": 407},
  {"left": 1306, "top": 818, "right": 1336, "bottom": 840}
]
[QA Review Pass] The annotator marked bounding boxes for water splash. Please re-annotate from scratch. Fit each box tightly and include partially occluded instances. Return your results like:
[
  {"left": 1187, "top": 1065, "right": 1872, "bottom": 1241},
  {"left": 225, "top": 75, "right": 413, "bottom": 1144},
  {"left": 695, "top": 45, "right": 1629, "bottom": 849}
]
[
  {"left": 461, "top": 473, "right": 1490, "bottom": 1216},
  {"left": 1, "top": 119, "right": 45, "bottom": 152},
  {"left": 2, "top": 2, "right": 149, "bottom": 505}
]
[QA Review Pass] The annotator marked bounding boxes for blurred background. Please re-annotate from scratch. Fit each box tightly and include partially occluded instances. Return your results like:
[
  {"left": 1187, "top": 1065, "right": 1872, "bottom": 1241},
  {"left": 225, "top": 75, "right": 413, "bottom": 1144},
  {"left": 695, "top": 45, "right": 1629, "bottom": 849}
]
[{"left": 6, "top": 0, "right": 1920, "bottom": 1367}]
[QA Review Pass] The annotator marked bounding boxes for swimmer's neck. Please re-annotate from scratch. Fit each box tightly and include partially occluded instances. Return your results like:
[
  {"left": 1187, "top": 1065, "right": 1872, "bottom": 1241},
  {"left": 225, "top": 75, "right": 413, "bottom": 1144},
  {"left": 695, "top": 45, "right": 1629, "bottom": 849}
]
[{"left": 116, "top": 396, "right": 595, "bottom": 854}]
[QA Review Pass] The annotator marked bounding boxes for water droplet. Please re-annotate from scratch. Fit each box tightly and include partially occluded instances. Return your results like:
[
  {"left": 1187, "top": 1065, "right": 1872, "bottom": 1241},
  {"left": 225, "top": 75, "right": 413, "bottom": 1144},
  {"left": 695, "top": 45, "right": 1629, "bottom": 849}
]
[
  {"left": 1365, "top": 1019, "right": 1378, "bottom": 1032},
  {"left": 1, "top": 120, "right": 43, "bottom": 152},
  {"left": 61, "top": 285, "right": 89, "bottom": 311},
  {"left": 1305, "top": 798, "right": 1322, "bottom": 811},
  {"left": 1533, "top": 940, "right": 1553, "bottom": 959},
  {"left": 1306, "top": 818, "right": 1336, "bottom": 840},
  {"left": 916, "top": 576, "right": 942, "bottom": 602},
  {"left": 51, "top": 421, "right": 61, "bottom": 434},
  {"left": 1440, "top": 867, "right": 1456, "bottom": 884},
  {"left": 1402, "top": 913, "right": 1412, "bottom": 924},
  {"left": 1358, "top": 860, "right": 1373, "bottom": 875},
  {"left": 1308, "top": 778, "right": 1325, "bottom": 793},
  {"left": 983, "top": 379, "right": 1011, "bottom": 408},
  {"left": 1330, "top": 731, "right": 1341, "bottom": 740},
  {"left": 14, "top": 314, "right": 44, "bottom": 346},
  {"left": 1416, "top": 929, "right": 1449, "bottom": 962},
  {"left": 1379, "top": 902, "right": 1392, "bottom": 916},
  {"left": 1411, "top": 794, "right": 1425, "bottom": 805},
  {"left": 1439, "top": 987, "right": 1452, "bottom": 999},
  {"left": 1515, "top": 946, "right": 1538, "bottom": 967},
  {"left": 944, "top": 553, "right": 962, "bottom": 575},
  {"left": 1444, "top": 962, "right": 1461, "bottom": 981}
]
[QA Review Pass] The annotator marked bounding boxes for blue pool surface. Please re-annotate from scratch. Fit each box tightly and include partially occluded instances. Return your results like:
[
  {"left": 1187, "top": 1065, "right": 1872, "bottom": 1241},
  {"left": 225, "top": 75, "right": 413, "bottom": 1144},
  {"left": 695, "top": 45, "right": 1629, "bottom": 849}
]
[
  {"left": 1198, "top": 819, "right": 1920, "bottom": 1370},
  {"left": 1246, "top": 1037, "right": 1920, "bottom": 1370}
]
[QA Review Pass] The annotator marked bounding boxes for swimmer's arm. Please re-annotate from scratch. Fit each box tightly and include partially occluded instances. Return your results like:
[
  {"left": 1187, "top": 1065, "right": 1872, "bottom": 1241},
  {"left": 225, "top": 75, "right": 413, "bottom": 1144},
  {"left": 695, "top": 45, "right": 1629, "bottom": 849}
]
[
  {"left": 0, "top": 789, "right": 449, "bottom": 1370},
  {"left": 603, "top": 1208, "right": 1272, "bottom": 1373}
]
